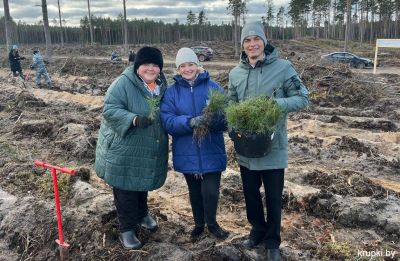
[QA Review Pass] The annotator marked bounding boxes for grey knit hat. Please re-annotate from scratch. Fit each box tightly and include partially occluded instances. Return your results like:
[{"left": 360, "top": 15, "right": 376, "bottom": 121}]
[
  {"left": 240, "top": 22, "right": 267, "bottom": 47},
  {"left": 175, "top": 47, "right": 199, "bottom": 68}
]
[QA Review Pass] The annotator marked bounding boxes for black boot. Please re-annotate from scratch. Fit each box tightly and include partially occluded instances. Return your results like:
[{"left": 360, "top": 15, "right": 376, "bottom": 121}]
[
  {"left": 140, "top": 214, "right": 158, "bottom": 232},
  {"left": 266, "top": 249, "right": 281, "bottom": 261},
  {"left": 243, "top": 230, "right": 266, "bottom": 249},
  {"left": 119, "top": 230, "right": 142, "bottom": 250},
  {"left": 207, "top": 223, "right": 230, "bottom": 240},
  {"left": 190, "top": 225, "right": 204, "bottom": 241}
]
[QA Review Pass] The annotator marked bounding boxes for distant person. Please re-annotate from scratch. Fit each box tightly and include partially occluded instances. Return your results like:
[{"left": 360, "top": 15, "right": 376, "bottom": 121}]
[
  {"left": 128, "top": 50, "right": 136, "bottom": 66},
  {"left": 111, "top": 50, "right": 121, "bottom": 61},
  {"left": 8, "top": 45, "right": 25, "bottom": 80},
  {"left": 95, "top": 46, "right": 169, "bottom": 250},
  {"left": 160, "top": 47, "right": 229, "bottom": 241},
  {"left": 30, "top": 50, "right": 51, "bottom": 87},
  {"left": 228, "top": 22, "right": 309, "bottom": 261}
]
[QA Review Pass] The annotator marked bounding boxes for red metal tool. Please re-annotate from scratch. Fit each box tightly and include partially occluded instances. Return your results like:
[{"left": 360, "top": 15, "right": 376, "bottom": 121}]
[{"left": 33, "top": 160, "right": 76, "bottom": 259}]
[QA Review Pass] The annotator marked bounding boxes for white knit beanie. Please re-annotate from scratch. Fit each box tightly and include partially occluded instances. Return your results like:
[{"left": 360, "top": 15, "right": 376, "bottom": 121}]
[{"left": 175, "top": 47, "right": 199, "bottom": 68}]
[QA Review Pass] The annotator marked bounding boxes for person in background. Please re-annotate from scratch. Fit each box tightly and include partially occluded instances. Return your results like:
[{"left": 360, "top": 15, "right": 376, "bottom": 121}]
[
  {"left": 95, "top": 46, "right": 169, "bottom": 250},
  {"left": 160, "top": 47, "right": 229, "bottom": 241},
  {"left": 128, "top": 50, "right": 136, "bottom": 66},
  {"left": 228, "top": 22, "right": 309, "bottom": 261},
  {"left": 8, "top": 45, "right": 25, "bottom": 80},
  {"left": 111, "top": 50, "right": 121, "bottom": 61},
  {"left": 30, "top": 50, "right": 52, "bottom": 87}
]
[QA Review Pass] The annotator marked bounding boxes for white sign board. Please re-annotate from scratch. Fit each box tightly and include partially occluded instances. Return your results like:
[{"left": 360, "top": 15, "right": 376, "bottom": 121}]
[
  {"left": 376, "top": 39, "right": 400, "bottom": 48},
  {"left": 374, "top": 39, "right": 400, "bottom": 74}
]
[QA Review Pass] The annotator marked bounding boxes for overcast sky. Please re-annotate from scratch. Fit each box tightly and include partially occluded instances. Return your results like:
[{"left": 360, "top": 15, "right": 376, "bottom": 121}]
[{"left": 2, "top": 0, "right": 289, "bottom": 27}]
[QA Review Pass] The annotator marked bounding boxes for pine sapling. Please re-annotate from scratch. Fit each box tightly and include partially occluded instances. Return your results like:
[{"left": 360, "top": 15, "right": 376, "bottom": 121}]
[
  {"left": 147, "top": 96, "right": 160, "bottom": 122},
  {"left": 225, "top": 96, "right": 283, "bottom": 135},
  {"left": 193, "top": 89, "right": 229, "bottom": 143}
]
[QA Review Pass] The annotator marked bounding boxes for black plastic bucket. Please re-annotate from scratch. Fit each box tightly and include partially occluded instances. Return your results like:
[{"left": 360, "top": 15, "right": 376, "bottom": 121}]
[{"left": 229, "top": 130, "right": 274, "bottom": 158}]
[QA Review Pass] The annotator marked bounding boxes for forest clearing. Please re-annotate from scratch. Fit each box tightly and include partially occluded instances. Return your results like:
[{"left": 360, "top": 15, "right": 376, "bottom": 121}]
[{"left": 0, "top": 38, "right": 399, "bottom": 260}]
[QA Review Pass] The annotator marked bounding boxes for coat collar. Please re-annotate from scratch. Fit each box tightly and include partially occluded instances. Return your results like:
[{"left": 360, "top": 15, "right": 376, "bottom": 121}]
[
  {"left": 239, "top": 43, "right": 278, "bottom": 69},
  {"left": 121, "top": 66, "right": 168, "bottom": 98},
  {"left": 173, "top": 71, "right": 210, "bottom": 88}
]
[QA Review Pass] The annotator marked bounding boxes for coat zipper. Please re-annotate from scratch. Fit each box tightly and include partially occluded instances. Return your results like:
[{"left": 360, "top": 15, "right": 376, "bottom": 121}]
[{"left": 190, "top": 85, "right": 204, "bottom": 173}]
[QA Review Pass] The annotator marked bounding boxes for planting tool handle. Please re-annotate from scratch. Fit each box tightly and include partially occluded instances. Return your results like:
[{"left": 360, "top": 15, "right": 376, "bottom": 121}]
[{"left": 34, "top": 160, "right": 76, "bottom": 176}]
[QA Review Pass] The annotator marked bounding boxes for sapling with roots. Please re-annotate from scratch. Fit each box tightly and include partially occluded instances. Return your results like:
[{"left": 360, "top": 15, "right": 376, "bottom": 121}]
[
  {"left": 193, "top": 89, "right": 229, "bottom": 142},
  {"left": 225, "top": 96, "right": 283, "bottom": 135}
]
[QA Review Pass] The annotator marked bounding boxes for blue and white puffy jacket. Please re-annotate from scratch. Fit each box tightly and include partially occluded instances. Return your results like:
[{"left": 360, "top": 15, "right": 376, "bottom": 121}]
[
  {"left": 32, "top": 53, "right": 46, "bottom": 71},
  {"left": 160, "top": 71, "right": 227, "bottom": 175}
]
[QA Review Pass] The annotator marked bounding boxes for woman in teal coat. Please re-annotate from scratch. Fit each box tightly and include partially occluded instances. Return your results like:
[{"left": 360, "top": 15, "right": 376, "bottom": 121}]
[{"left": 95, "top": 47, "right": 168, "bottom": 250}]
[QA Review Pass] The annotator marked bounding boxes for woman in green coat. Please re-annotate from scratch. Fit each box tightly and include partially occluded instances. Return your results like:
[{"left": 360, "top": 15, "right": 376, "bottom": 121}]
[{"left": 95, "top": 47, "right": 169, "bottom": 250}]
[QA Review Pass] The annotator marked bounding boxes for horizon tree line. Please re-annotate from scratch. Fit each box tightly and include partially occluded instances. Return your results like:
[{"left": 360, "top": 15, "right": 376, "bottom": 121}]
[{"left": 2, "top": 0, "right": 399, "bottom": 57}]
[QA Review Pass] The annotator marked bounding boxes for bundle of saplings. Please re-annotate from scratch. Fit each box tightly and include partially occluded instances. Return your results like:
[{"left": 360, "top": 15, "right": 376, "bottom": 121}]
[
  {"left": 193, "top": 89, "right": 229, "bottom": 142},
  {"left": 225, "top": 96, "right": 283, "bottom": 157}
]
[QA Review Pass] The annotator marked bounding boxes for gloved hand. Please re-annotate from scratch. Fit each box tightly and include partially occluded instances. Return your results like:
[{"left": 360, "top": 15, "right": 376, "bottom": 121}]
[
  {"left": 228, "top": 127, "right": 236, "bottom": 139},
  {"left": 189, "top": 115, "right": 207, "bottom": 128},
  {"left": 134, "top": 116, "right": 152, "bottom": 128}
]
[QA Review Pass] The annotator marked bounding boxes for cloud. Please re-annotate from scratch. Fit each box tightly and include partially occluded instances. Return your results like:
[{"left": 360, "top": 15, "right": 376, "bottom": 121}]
[{"left": 1, "top": 0, "right": 290, "bottom": 26}]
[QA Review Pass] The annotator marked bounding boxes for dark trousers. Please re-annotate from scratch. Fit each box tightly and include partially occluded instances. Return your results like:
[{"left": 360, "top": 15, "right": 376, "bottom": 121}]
[
  {"left": 184, "top": 172, "right": 222, "bottom": 227},
  {"left": 240, "top": 166, "right": 284, "bottom": 249},
  {"left": 12, "top": 70, "right": 24, "bottom": 79},
  {"left": 113, "top": 188, "right": 148, "bottom": 233}
]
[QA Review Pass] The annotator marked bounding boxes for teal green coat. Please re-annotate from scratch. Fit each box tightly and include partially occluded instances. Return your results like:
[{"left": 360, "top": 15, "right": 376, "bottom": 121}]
[
  {"left": 95, "top": 67, "right": 169, "bottom": 191},
  {"left": 228, "top": 44, "right": 309, "bottom": 170}
]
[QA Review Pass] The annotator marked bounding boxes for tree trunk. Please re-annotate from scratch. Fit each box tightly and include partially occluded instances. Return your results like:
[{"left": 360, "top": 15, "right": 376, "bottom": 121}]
[
  {"left": 41, "top": 0, "right": 52, "bottom": 58},
  {"left": 370, "top": 11, "right": 374, "bottom": 43},
  {"left": 332, "top": 0, "right": 337, "bottom": 39},
  {"left": 234, "top": 6, "right": 239, "bottom": 57},
  {"left": 359, "top": 5, "right": 364, "bottom": 46},
  {"left": 344, "top": 0, "right": 351, "bottom": 51},
  {"left": 396, "top": 8, "right": 399, "bottom": 38},
  {"left": 87, "top": 0, "right": 94, "bottom": 45},
  {"left": 3, "top": 0, "right": 12, "bottom": 52},
  {"left": 57, "top": 0, "right": 64, "bottom": 47},
  {"left": 123, "top": 0, "right": 128, "bottom": 53}
]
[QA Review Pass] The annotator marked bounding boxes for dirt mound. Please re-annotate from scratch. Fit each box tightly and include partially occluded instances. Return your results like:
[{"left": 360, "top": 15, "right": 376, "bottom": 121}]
[
  {"left": 303, "top": 64, "right": 381, "bottom": 107},
  {"left": 13, "top": 119, "right": 56, "bottom": 138},
  {"left": 220, "top": 171, "right": 244, "bottom": 204},
  {"left": 334, "top": 136, "right": 378, "bottom": 156},
  {"left": 56, "top": 123, "right": 97, "bottom": 162},
  {"left": 303, "top": 169, "right": 389, "bottom": 199},
  {"left": 0, "top": 196, "right": 57, "bottom": 259},
  {"left": 214, "top": 71, "right": 229, "bottom": 90}
]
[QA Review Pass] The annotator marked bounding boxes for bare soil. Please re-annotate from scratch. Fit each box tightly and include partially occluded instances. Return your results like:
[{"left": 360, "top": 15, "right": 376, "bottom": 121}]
[{"left": 0, "top": 40, "right": 399, "bottom": 260}]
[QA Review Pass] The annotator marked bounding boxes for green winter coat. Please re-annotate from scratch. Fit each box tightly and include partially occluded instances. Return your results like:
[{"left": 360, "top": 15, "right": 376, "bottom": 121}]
[
  {"left": 228, "top": 44, "right": 309, "bottom": 170},
  {"left": 95, "top": 67, "right": 169, "bottom": 191}
]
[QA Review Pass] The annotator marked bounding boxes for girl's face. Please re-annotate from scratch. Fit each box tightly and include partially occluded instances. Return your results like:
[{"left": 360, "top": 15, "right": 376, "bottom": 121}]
[
  {"left": 178, "top": 62, "right": 198, "bottom": 81},
  {"left": 137, "top": 63, "right": 160, "bottom": 83}
]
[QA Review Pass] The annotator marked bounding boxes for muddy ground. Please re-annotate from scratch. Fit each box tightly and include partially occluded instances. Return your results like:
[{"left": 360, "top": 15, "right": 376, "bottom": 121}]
[{"left": 0, "top": 40, "right": 399, "bottom": 260}]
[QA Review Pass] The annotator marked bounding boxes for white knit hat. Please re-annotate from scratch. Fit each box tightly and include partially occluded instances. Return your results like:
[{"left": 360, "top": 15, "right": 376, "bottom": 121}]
[{"left": 175, "top": 47, "right": 199, "bottom": 68}]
